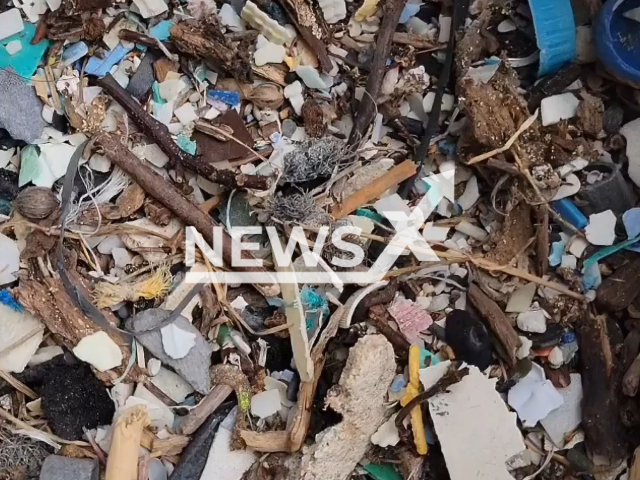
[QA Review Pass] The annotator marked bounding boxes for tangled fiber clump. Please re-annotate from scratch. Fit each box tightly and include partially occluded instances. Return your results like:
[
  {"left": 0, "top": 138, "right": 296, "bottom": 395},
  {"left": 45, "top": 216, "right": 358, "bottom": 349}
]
[
  {"left": 265, "top": 193, "right": 331, "bottom": 227},
  {"left": 281, "top": 137, "right": 345, "bottom": 183},
  {"left": 0, "top": 429, "right": 52, "bottom": 479}
]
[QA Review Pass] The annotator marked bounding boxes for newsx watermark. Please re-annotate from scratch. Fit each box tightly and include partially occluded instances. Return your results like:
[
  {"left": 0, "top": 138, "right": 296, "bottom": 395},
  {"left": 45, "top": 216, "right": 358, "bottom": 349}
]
[{"left": 185, "top": 170, "right": 455, "bottom": 285}]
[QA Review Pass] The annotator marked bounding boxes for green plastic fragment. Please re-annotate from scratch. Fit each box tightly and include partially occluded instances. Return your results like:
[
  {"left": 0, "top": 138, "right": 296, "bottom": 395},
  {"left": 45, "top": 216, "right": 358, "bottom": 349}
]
[
  {"left": 18, "top": 145, "right": 41, "bottom": 187},
  {"left": 152, "top": 82, "right": 166, "bottom": 104},
  {"left": 363, "top": 464, "right": 403, "bottom": 480},
  {"left": 176, "top": 135, "right": 197, "bottom": 155},
  {"left": 0, "top": 23, "right": 50, "bottom": 80}
]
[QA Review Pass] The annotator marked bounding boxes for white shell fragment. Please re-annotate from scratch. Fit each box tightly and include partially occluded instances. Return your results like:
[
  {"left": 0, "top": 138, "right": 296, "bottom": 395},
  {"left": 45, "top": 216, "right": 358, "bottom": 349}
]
[
  {"left": 540, "top": 93, "right": 580, "bottom": 126},
  {"left": 161, "top": 323, "right": 197, "bottom": 359},
  {"left": 585, "top": 210, "right": 616, "bottom": 246},
  {"left": 73, "top": 331, "right": 123, "bottom": 372},
  {"left": 318, "top": 0, "right": 347, "bottom": 23}
]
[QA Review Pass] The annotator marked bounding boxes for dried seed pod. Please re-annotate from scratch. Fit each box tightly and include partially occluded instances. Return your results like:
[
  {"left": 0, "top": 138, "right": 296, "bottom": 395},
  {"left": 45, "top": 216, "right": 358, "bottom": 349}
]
[
  {"left": 247, "top": 83, "right": 284, "bottom": 110},
  {"left": 13, "top": 187, "right": 59, "bottom": 219}
]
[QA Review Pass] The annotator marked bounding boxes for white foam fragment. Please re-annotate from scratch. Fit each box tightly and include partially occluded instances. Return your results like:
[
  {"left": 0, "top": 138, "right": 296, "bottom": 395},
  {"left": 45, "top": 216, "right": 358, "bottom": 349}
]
[
  {"left": 438, "top": 15, "right": 451, "bottom": 42},
  {"left": 508, "top": 363, "right": 563, "bottom": 427},
  {"left": 585, "top": 209, "right": 616, "bottom": 246},
  {"left": 219, "top": 3, "right": 245, "bottom": 31},
  {"left": 568, "top": 237, "right": 589, "bottom": 257},
  {"left": 161, "top": 323, "right": 197, "bottom": 359},
  {"left": 0, "top": 304, "right": 44, "bottom": 373},
  {"left": 251, "top": 389, "right": 281, "bottom": 419},
  {"left": 426, "top": 365, "right": 526, "bottom": 480},
  {"left": 497, "top": 19, "right": 516, "bottom": 32},
  {"left": 371, "top": 413, "right": 400, "bottom": 447},
  {"left": 5, "top": 40, "right": 22, "bottom": 55},
  {"left": 517, "top": 309, "right": 547, "bottom": 333},
  {"left": 516, "top": 336, "right": 532, "bottom": 359},
  {"left": 422, "top": 222, "right": 450, "bottom": 241},
  {"left": 73, "top": 331, "right": 123, "bottom": 372},
  {"left": 540, "top": 93, "right": 580, "bottom": 126},
  {"left": 505, "top": 282, "right": 537, "bottom": 313},
  {"left": 318, "top": 0, "right": 347, "bottom": 23},
  {"left": 454, "top": 220, "right": 487, "bottom": 241},
  {"left": 126, "top": 384, "right": 174, "bottom": 429},
  {"left": 98, "top": 236, "right": 125, "bottom": 255},
  {"left": 200, "top": 408, "right": 257, "bottom": 480},
  {"left": 174, "top": 103, "right": 199, "bottom": 125},
  {"left": 561, "top": 254, "right": 577, "bottom": 269},
  {"left": 0, "top": 9, "right": 24, "bottom": 41}
]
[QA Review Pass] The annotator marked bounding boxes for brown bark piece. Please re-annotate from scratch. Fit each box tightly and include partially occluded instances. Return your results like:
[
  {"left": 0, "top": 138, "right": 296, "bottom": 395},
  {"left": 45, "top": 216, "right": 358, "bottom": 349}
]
[
  {"left": 468, "top": 284, "right": 520, "bottom": 366},
  {"left": 536, "top": 206, "right": 549, "bottom": 276},
  {"left": 393, "top": 32, "right": 437, "bottom": 49},
  {"left": 623, "top": 352, "right": 640, "bottom": 396},
  {"left": 144, "top": 198, "right": 172, "bottom": 226},
  {"left": 116, "top": 183, "right": 146, "bottom": 217},
  {"left": 302, "top": 99, "right": 326, "bottom": 138},
  {"left": 577, "top": 92, "right": 604, "bottom": 137},
  {"left": 193, "top": 110, "right": 255, "bottom": 163},
  {"left": 577, "top": 314, "right": 626, "bottom": 463},
  {"left": 596, "top": 257, "right": 640, "bottom": 312},
  {"left": 368, "top": 305, "right": 411, "bottom": 356},
  {"left": 153, "top": 58, "right": 179, "bottom": 82},
  {"left": 485, "top": 202, "right": 534, "bottom": 266}
]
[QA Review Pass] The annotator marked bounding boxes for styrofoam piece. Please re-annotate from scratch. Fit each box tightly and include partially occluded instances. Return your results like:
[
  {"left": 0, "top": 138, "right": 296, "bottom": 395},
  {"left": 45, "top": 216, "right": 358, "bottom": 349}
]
[
  {"left": 98, "top": 236, "right": 126, "bottom": 255},
  {"left": 318, "top": 0, "right": 347, "bottom": 23},
  {"left": 540, "top": 93, "right": 580, "bottom": 126},
  {"left": 5, "top": 40, "right": 22, "bottom": 55},
  {"left": 241, "top": 1, "right": 295, "bottom": 45},
  {"left": 200, "top": 408, "right": 257, "bottom": 480},
  {"left": 561, "top": 254, "right": 577, "bottom": 269},
  {"left": 0, "top": 9, "right": 24, "bottom": 41},
  {"left": 505, "top": 282, "right": 537, "bottom": 313},
  {"left": 158, "top": 79, "right": 186, "bottom": 102},
  {"left": 161, "top": 323, "right": 197, "bottom": 359},
  {"left": 73, "top": 331, "right": 123, "bottom": 372},
  {"left": 585, "top": 210, "right": 616, "bottom": 246},
  {"left": 423, "top": 91, "right": 455, "bottom": 113},
  {"left": 507, "top": 363, "right": 563, "bottom": 427},
  {"left": 250, "top": 389, "right": 281, "bottom": 419},
  {"left": 498, "top": 19, "right": 516, "bottom": 32},
  {"left": 517, "top": 309, "right": 547, "bottom": 333},
  {"left": 539, "top": 374, "right": 582, "bottom": 447},
  {"left": 516, "top": 336, "right": 532, "bottom": 359},
  {"left": 371, "top": 413, "right": 400, "bottom": 447},
  {"left": 174, "top": 103, "right": 199, "bottom": 125},
  {"left": 132, "top": 0, "right": 168, "bottom": 18},
  {"left": 254, "top": 41, "right": 286, "bottom": 66},
  {"left": 576, "top": 25, "right": 596, "bottom": 63},
  {"left": 426, "top": 365, "right": 527, "bottom": 480},
  {"left": 149, "top": 366, "right": 195, "bottom": 403},
  {"left": 0, "top": 303, "right": 43, "bottom": 373},
  {"left": 148, "top": 358, "right": 161, "bottom": 376}
]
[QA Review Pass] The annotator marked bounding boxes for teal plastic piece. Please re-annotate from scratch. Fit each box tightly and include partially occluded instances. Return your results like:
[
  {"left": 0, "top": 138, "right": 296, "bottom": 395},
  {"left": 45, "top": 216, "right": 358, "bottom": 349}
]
[
  {"left": 18, "top": 145, "right": 40, "bottom": 187},
  {"left": 0, "top": 23, "right": 50, "bottom": 80},
  {"left": 363, "top": 464, "right": 403, "bottom": 480},
  {"left": 583, "top": 234, "right": 640, "bottom": 270},
  {"left": 152, "top": 82, "right": 166, "bottom": 104},
  {"left": 149, "top": 20, "right": 175, "bottom": 40},
  {"left": 420, "top": 348, "right": 441, "bottom": 368},
  {"left": 355, "top": 208, "right": 383, "bottom": 223},
  {"left": 177, "top": 135, "right": 197, "bottom": 155}
]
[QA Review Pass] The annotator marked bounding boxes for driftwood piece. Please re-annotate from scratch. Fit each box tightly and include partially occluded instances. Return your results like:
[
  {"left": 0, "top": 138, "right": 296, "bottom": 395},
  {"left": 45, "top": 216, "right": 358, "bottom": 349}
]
[
  {"left": 106, "top": 406, "right": 149, "bottom": 480},
  {"left": 577, "top": 314, "right": 626, "bottom": 463},
  {"left": 96, "top": 75, "right": 271, "bottom": 190},
  {"left": 348, "top": 0, "right": 408, "bottom": 145},
  {"left": 393, "top": 32, "right": 438, "bottom": 49},
  {"left": 468, "top": 284, "right": 520, "bottom": 366},
  {"left": 368, "top": 304, "right": 410, "bottom": 356},
  {"left": 177, "top": 384, "right": 233, "bottom": 435},
  {"left": 624, "top": 352, "right": 640, "bottom": 396},
  {"left": 170, "top": 20, "right": 252, "bottom": 82},
  {"left": 536, "top": 206, "right": 549, "bottom": 276},
  {"left": 95, "top": 133, "right": 279, "bottom": 296},
  {"left": 597, "top": 257, "right": 640, "bottom": 312}
]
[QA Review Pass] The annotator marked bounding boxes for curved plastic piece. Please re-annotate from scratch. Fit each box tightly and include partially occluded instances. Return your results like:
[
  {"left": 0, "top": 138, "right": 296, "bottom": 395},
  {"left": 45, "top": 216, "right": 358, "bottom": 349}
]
[
  {"left": 594, "top": 0, "right": 640, "bottom": 83},
  {"left": 527, "top": 0, "right": 576, "bottom": 76}
]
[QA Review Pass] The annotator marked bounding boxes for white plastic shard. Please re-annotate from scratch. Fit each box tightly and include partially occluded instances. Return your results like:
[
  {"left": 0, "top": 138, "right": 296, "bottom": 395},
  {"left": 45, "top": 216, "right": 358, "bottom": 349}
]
[
  {"left": 161, "top": 323, "right": 197, "bottom": 359},
  {"left": 585, "top": 209, "right": 616, "bottom": 246},
  {"left": 0, "top": 9, "right": 24, "bottom": 41},
  {"left": 620, "top": 118, "right": 640, "bottom": 188},
  {"left": 254, "top": 38, "right": 287, "bottom": 66},
  {"left": 505, "top": 282, "right": 537, "bottom": 313},
  {"left": 508, "top": 363, "right": 563, "bottom": 427},
  {"left": 540, "top": 93, "right": 580, "bottom": 126},
  {"left": 0, "top": 303, "right": 44, "bottom": 373},
  {"left": 371, "top": 413, "right": 400, "bottom": 447},
  {"left": 241, "top": 1, "right": 295, "bottom": 45},
  {"left": 73, "top": 331, "right": 123, "bottom": 372},
  {"left": 424, "top": 365, "right": 527, "bottom": 480},
  {"left": 0, "top": 234, "right": 19, "bottom": 285},
  {"left": 540, "top": 374, "right": 583, "bottom": 447},
  {"left": 250, "top": 389, "right": 282, "bottom": 419},
  {"left": 318, "top": 0, "right": 347, "bottom": 23},
  {"left": 132, "top": 0, "right": 168, "bottom": 18}
]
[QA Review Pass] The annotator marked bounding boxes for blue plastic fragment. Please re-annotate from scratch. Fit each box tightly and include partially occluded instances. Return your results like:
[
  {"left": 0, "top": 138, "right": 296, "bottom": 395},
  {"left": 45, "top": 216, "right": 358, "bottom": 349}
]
[
  {"left": 149, "top": 20, "right": 175, "bottom": 41},
  {"left": 548, "top": 239, "right": 565, "bottom": 267},
  {"left": 85, "top": 43, "right": 133, "bottom": 77},
  {"left": 528, "top": 0, "right": 576, "bottom": 76},
  {"left": 623, "top": 208, "right": 640, "bottom": 239},
  {"left": 390, "top": 374, "right": 408, "bottom": 393},
  {"left": 0, "top": 290, "right": 23, "bottom": 311},
  {"left": 594, "top": 0, "right": 640, "bottom": 84},
  {"left": 552, "top": 199, "right": 588, "bottom": 229},
  {"left": 61, "top": 42, "right": 89, "bottom": 67},
  {"left": 208, "top": 90, "right": 241, "bottom": 107},
  {"left": 582, "top": 262, "right": 602, "bottom": 290},
  {"left": 176, "top": 135, "right": 197, "bottom": 155},
  {"left": 0, "top": 23, "right": 50, "bottom": 80},
  {"left": 562, "top": 332, "right": 576, "bottom": 344},
  {"left": 400, "top": 3, "right": 421, "bottom": 23}
]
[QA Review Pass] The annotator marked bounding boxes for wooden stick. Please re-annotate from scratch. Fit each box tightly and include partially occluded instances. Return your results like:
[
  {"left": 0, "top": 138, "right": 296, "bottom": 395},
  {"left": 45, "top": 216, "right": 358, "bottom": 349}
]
[
  {"left": 95, "top": 133, "right": 279, "bottom": 296},
  {"left": 105, "top": 405, "right": 149, "bottom": 480},
  {"left": 468, "top": 284, "right": 520, "bottom": 366},
  {"left": 177, "top": 384, "right": 233, "bottom": 435},
  {"left": 624, "top": 352, "right": 640, "bottom": 397},
  {"left": 348, "top": 0, "right": 408, "bottom": 145},
  {"left": 331, "top": 160, "right": 417, "bottom": 218},
  {"left": 96, "top": 75, "right": 271, "bottom": 190}
]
